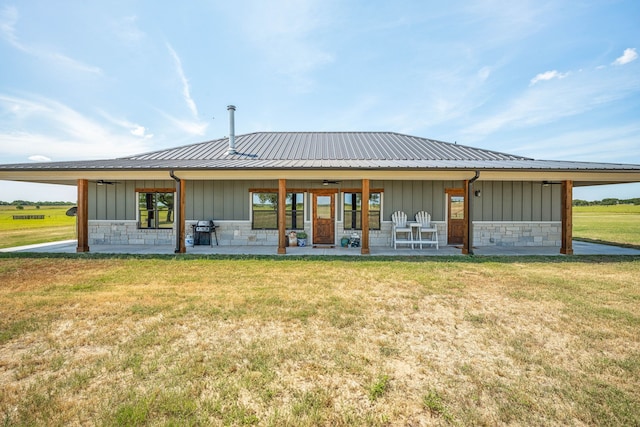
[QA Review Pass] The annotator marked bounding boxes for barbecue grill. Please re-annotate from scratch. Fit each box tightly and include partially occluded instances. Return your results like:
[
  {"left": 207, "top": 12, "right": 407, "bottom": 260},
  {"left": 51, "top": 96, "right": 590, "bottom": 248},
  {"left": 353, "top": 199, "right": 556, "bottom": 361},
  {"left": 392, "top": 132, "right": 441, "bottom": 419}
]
[{"left": 192, "top": 220, "right": 218, "bottom": 246}]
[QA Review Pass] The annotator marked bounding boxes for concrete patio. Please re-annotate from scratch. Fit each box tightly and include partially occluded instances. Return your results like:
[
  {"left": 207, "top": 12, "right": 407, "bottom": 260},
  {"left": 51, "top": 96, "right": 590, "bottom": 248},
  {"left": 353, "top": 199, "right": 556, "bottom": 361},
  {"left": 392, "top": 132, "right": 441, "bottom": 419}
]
[{"left": 3, "top": 239, "right": 640, "bottom": 256}]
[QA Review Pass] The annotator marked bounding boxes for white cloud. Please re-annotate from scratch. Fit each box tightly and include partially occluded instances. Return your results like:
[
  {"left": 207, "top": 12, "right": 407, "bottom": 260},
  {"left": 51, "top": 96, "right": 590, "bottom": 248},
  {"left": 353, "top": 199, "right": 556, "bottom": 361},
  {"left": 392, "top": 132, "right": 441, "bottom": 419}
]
[
  {"left": 613, "top": 48, "right": 638, "bottom": 66},
  {"left": 98, "top": 110, "right": 153, "bottom": 139},
  {"left": 166, "top": 43, "right": 199, "bottom": 118},
  {"left": 530, "top": 70, "right": 569, "bottom": 86},
  {"left": 130, "top": 125, "right": 151, "bottom": 138},
  {"left": 477, "top": 66, "right": 491, "bottom": 82},
  {"left": 0, "top": 5, "right": 102, "bottom": 74},
  {"left": 28, "top": 155, "right": 51, "bottom": 162},
  {"left": 0, "top": 94, "right": 154, "bottom": 161},
  {"left": 462, "top": 65, "right": 640, "bottom": 140}
]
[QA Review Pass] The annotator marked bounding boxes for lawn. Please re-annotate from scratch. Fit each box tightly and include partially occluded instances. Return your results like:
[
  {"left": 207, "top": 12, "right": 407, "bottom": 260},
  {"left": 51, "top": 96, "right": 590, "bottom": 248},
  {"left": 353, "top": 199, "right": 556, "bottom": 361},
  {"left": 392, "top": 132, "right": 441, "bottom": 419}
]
[
  {"left": 0, "top": 205, "right": 76, "bottom": 249},
  {"left": 573, "top": 204, "right": 640, "bottom": 247},
  {"left": 1, "top": 255, "right": 639, "bottom": 426}
]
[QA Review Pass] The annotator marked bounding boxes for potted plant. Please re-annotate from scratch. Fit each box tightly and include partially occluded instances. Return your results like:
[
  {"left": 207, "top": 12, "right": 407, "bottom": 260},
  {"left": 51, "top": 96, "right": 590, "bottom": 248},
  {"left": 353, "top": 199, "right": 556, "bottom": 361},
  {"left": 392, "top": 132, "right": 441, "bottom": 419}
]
[
  {"left": 297, "top": 231, "right": 308, "bottom": 247},
  {"left": 287, "top": 231, "right": 297, "bottom": 246}
]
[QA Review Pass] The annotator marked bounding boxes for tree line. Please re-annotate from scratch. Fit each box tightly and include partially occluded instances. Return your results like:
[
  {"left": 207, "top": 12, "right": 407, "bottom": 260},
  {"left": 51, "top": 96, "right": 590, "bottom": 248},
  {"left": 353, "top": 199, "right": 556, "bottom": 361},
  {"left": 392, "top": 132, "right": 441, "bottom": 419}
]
[
  {"left": 573, "top": 198, "right": 640, "bottom": 206},
  {"left": 0, "top": 200, "right": 75, "bottom": 206}
]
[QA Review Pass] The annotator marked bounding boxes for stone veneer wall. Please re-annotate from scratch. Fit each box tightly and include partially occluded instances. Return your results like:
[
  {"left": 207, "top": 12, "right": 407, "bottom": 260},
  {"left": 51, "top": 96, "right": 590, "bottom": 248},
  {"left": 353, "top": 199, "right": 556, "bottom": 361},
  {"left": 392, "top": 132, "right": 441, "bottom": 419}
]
[
  {"left": 473, "top": 222, "right": 561, "bottom": 247},
  {"left": 88, "top": 220, "right": 560, "bottom": 247},
  {"left": 88, "top": 221, "right": 174, "bottom": 245}
]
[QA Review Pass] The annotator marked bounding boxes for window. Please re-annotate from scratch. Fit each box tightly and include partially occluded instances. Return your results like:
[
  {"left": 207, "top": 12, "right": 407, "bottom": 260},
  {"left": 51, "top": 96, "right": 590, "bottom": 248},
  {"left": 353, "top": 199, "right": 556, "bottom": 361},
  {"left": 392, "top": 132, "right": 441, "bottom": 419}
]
[
  {"left": 343, "top": 192, "right": 381, "bottom": 230},
  {"left": 138, "top": 191, "right": 174, "bottom": 229},
  {"left": 252, "top": 192, "right": 304, "bottom": 230}
]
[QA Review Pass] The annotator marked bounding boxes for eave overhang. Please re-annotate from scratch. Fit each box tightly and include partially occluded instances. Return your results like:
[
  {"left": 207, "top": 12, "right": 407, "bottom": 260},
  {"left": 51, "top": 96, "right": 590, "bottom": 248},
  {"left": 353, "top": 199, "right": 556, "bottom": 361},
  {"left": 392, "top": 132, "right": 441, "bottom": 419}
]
[{"left": 2, "top": 165, "right": 640, "bottom": 187}]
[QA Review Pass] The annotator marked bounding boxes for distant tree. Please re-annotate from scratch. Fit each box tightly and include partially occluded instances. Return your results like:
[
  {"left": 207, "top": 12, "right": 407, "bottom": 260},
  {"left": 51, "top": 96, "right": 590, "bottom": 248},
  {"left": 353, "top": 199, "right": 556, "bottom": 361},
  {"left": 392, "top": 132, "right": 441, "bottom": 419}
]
[
  {"left": 620, "top": 198, "right": 640, "bottom": 205},
  {"left": 16, "top": 205, "right": 24, "bottom": 210},
  {"left": 601, "top": 198, "right": 619, "bottom": 206},
  {"left": 573, "top": 199, "right": 590, "bottom": 206}
]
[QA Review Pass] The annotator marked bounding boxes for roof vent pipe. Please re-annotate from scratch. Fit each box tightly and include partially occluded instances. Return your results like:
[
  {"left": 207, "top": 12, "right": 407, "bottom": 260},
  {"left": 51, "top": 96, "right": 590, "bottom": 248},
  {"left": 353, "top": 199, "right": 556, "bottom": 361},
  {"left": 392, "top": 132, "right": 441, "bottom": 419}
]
[{"left": 227, "top": 105, "right": 236, "bottom": 155}]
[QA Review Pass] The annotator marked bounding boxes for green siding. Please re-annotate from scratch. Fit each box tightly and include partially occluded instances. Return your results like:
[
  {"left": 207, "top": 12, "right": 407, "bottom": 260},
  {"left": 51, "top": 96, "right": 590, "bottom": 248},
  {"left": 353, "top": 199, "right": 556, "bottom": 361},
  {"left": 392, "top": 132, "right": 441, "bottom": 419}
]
[
  {"left": 88, "top": 179, "right": 562, "bottom": 223},
  {"left": 473, "top": 181, "right": 561, "bottom": 221}
]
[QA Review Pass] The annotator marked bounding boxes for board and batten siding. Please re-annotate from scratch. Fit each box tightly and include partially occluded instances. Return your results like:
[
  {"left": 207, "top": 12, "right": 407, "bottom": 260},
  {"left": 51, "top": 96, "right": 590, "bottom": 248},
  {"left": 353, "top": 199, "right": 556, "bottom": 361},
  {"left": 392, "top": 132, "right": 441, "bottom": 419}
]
[
  {"left": 88, "top": 179, "right": 561, "bottom": 224},
  {"left": 89, "top": 180, "right": 173, "bottom": 221},
  {"left": 381, "top": 180, "right": 457, "bottom": 222},
  {"left": 473, "top": 181, "right": 561, "bottom": 222}
]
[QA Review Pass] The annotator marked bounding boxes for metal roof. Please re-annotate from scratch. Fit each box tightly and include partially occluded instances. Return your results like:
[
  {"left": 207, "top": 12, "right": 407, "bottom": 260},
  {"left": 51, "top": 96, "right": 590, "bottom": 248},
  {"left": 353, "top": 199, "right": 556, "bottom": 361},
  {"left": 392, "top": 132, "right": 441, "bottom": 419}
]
[
  {"left": 125, "top": 132, "right": 530, "bottom": 162},
  {"left": 1, "top": 132, "right": 640, "bottom": 174}
]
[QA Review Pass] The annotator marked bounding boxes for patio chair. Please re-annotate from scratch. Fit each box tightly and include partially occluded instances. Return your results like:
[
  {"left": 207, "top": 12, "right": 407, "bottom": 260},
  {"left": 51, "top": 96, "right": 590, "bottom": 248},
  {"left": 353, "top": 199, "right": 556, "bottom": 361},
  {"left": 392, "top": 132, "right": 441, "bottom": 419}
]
[
  {"left": 392, "top": 211, "right": 413, "bottom": 249},
  {"left": 415, "top": 211, "right": 438, "bottom": 249}
]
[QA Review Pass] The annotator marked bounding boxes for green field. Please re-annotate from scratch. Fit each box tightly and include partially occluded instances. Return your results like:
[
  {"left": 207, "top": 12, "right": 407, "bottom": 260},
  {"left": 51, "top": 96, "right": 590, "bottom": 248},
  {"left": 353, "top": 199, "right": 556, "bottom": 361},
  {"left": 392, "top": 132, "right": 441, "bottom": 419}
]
[
  {"left": 573, "top": 204, "right": 640, "bottom": 247},
  {"left": 0, "top": 205, "right": 76, "bottom": 249}
]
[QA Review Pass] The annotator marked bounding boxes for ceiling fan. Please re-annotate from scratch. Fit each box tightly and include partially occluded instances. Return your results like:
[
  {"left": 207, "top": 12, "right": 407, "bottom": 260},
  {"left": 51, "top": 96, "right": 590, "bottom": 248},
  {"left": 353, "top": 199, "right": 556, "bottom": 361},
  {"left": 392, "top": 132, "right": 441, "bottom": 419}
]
[
  {"left": 322, "top": 180, "right": 341, "bottom": 186},
  {"left": 92, "top": 179, "right": 120, "bottom": 185}
]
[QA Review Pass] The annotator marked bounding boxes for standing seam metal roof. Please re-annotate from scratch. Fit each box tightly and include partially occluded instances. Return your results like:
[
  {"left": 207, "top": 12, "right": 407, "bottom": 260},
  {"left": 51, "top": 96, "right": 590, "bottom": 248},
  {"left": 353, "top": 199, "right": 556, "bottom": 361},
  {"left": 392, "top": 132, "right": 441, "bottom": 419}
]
[
  {"left": 124, "top": 132, "right": 529, "bottom": 162},
  {"left": 2, "top": 132, "right": 640, "bottom": 173}
]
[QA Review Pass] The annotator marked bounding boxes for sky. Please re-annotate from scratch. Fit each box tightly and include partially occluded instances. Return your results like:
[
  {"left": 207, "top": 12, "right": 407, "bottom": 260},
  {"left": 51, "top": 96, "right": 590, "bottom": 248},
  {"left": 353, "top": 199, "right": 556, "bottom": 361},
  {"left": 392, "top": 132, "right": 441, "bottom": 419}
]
[{"left": 1, "top": 0, "right": 639, "bottom": 202}]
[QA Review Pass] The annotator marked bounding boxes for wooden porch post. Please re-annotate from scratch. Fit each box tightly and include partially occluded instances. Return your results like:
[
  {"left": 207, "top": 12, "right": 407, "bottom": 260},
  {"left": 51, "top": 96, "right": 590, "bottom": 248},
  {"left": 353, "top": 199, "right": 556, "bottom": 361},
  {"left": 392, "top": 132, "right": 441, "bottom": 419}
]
[
  {"left": 76, "top": 179, "right": 90, "bottom": 253},
  {"left": 277, "top": 178, "right": 287, "bottom": 254},
  {"left": 361, "top": 178, "right": 370, "bottom": 254},
  {"left": 178, "top": 177, "right": 186, "bottom": 254},
  {"left": 560, "top": 180, "right": 574, "bottom": 255},
  {"left": 461, "top": 180, "right": 471, "bottom": 254}
]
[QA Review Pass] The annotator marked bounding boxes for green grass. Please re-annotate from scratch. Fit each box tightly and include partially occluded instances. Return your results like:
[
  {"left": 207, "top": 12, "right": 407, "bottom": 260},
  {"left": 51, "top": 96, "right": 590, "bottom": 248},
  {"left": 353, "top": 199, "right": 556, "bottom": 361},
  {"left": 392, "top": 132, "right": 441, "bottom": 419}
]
[
  {"left": 1, "top": 256, "right": 639, "bottom": 426},
  {"left": 574, "top": 204, "right": 640, "bottom": 247},
  {"left": 0, "top": 205, "right": 75, "bottom": 249}
]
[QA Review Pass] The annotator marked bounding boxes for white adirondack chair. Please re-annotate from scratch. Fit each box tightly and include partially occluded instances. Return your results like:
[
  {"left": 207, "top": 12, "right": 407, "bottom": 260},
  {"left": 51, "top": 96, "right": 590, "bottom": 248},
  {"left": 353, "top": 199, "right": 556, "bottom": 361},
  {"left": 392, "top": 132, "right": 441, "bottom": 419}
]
[
  {"left": 391, "top": 211, "right": 413, "bottom": 249},
  {"left": 415, "top": 211, "right": 438, "bottom": 249}
]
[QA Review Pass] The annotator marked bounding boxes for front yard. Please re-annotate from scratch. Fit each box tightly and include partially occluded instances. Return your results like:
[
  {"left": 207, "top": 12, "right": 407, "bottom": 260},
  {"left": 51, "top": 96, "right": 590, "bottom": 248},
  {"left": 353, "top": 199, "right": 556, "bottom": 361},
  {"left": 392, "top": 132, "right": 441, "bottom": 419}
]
[{"left": 1, "top": 255, "right": 639, "bottom": 426}]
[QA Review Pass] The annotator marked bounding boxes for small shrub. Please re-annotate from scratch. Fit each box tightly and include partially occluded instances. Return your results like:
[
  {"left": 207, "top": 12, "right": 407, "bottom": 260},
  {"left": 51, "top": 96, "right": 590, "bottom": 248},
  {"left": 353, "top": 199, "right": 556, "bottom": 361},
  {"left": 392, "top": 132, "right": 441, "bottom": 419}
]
[{"left": 16, "top": 205, "right": 24, "bottom": 210}]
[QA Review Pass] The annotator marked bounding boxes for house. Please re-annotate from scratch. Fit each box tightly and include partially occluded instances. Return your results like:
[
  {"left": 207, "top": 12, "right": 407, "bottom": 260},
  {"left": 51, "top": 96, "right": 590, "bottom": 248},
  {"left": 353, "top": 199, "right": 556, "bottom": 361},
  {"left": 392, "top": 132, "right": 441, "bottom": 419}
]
[{"left": 2, "top": 106, "right": 640, "bottom": 255}]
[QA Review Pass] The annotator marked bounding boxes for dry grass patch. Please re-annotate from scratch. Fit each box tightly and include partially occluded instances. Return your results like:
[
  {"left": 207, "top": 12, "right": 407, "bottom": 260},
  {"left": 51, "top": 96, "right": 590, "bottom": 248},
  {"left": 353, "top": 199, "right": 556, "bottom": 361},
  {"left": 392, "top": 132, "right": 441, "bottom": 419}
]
[{"left": 0, "top": 256, "right": 639, "bottom": 426}]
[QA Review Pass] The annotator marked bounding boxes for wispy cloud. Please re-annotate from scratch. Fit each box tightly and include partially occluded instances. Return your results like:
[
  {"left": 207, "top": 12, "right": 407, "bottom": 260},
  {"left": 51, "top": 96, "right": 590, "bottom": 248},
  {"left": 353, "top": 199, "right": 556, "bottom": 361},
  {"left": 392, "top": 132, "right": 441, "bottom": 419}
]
[
  {"left": 511, "top": 124, "right": 640, "bottom": 162},
  {"left": 111, "top": 15, "right": 146, "bottom": 44},
  {"left": 158, "top": 110, "right": 208, "bottom": 136},
  {"left": 166, "top": 43, "right": 199, "bottom": 118},
  {"left": 613, "top": 47, "right": 638, "bottom": 66},
  {"left": 530, "top": 70, "right": 569, "bottom": 86},
  {"left": 237, "top": 0, "right": 334, "bottom": 92},
  {"left": 98, "top": 110, "right": 154, "bottom": 139},
  {"left": 462, "top": 65, "right": 640, "bottom": 140},
  {"left": 0, "top": 94, "right": 153, "bottom": 161},
  {"left": 0, "top": 5, "right": 102, "bottom": 74}
]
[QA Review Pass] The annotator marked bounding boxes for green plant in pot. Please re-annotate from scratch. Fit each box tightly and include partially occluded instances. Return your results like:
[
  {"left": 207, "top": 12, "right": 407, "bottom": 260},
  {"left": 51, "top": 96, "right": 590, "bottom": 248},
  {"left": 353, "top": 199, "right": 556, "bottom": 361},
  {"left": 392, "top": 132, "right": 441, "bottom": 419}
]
[{"left": 297, "top": 231, "right": 308, "bottom": 247}]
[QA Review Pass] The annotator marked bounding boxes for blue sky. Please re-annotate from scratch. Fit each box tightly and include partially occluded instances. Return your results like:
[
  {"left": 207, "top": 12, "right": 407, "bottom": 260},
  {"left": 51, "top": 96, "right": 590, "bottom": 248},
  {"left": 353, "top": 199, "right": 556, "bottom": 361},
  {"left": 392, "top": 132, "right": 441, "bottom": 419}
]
[{"left": 1, "top": 0, "right": 639, "bottom": 202}]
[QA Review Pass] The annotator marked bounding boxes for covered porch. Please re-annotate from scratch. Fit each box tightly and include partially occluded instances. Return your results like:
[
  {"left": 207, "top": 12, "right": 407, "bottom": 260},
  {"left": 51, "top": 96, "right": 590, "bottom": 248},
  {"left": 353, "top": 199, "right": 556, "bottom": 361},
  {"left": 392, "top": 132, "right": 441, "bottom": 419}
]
[{"left": 73, "top": 175, "right": 576, "bottom": 256}]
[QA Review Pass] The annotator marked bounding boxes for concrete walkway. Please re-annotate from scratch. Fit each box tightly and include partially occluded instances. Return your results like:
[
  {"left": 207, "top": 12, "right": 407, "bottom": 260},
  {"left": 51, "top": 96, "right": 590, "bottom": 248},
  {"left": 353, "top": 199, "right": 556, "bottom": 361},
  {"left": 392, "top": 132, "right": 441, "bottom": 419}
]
[{"left": 2, "top": 239, "right": 640, "bottom": 256}]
